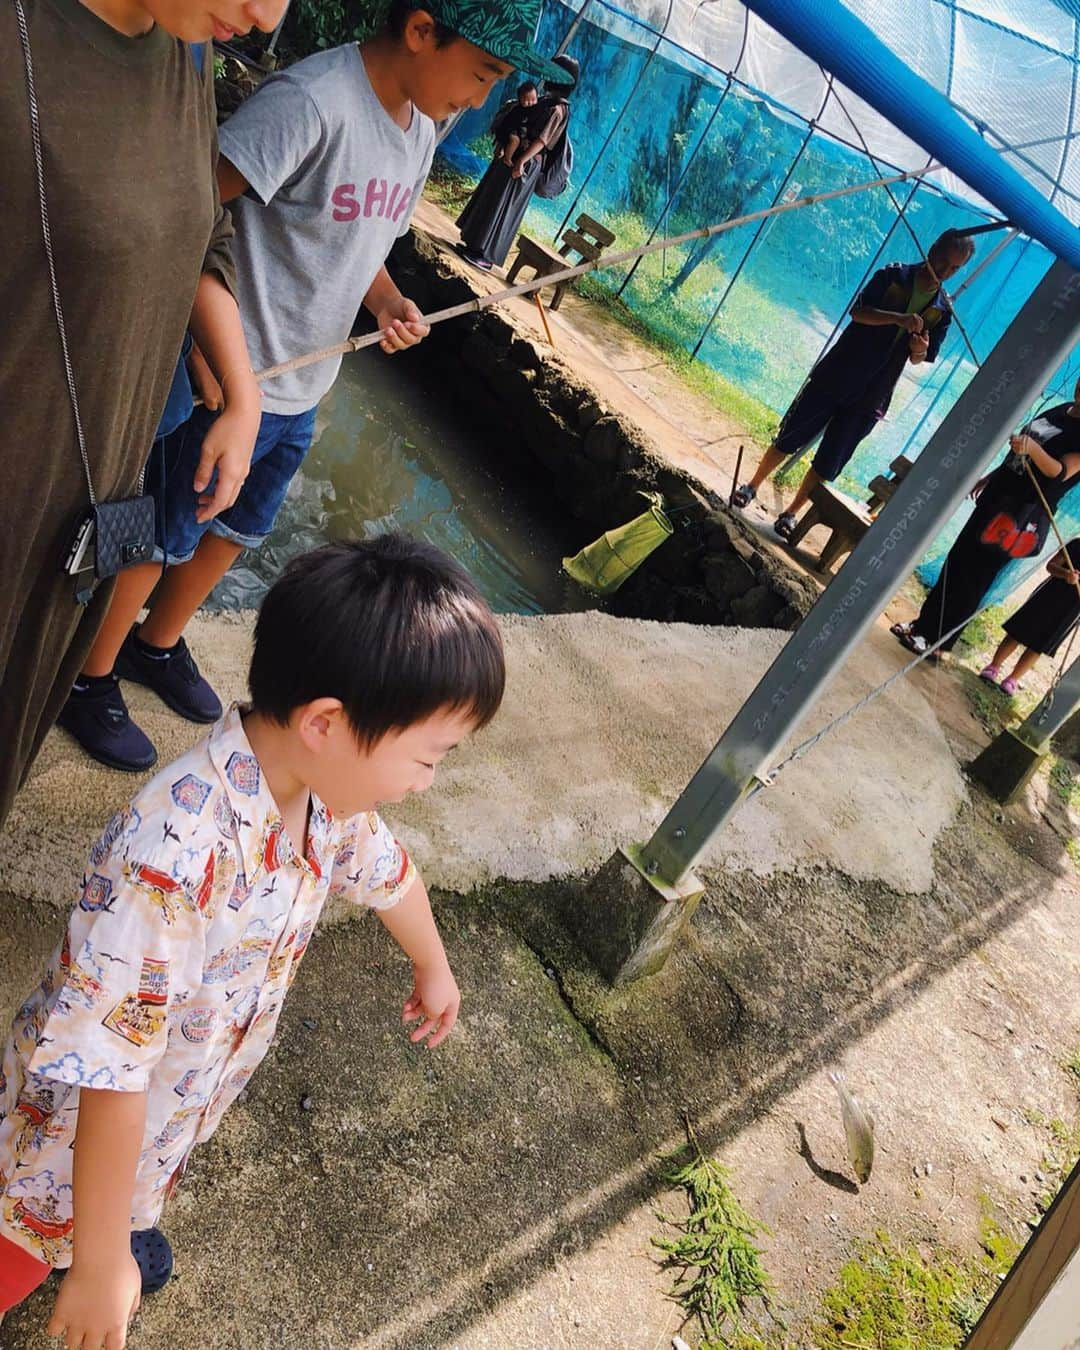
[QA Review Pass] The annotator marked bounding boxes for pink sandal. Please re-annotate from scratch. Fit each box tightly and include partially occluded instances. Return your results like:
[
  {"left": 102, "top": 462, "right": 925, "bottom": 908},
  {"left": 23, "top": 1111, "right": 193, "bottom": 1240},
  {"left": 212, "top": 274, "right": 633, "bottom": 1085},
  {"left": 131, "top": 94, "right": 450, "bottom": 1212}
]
[
  {"left": 979, "top": 664, "right": 1001, "bottom": 685},
  {"left": 1000, "top": 676, "right": 1023, "bottom": 697}
]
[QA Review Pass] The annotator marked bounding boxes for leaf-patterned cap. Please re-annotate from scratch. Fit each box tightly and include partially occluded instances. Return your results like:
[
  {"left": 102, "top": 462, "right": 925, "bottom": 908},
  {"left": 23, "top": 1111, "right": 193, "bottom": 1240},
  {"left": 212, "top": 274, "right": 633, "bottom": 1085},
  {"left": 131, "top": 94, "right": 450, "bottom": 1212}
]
[{"left": 428, "top": 0, "right": 572, "bottom": 84}]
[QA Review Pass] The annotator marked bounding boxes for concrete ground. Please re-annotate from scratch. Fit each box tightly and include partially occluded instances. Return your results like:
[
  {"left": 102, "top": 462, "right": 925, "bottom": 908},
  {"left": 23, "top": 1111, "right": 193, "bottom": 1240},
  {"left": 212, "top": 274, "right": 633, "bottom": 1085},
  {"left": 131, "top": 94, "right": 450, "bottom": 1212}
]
[
  {"left": 0, "top": 613, "right": 963, "bottom": 924},
  {"left": 2, "top": 611, "right": 1079, "bottom": 1348}
]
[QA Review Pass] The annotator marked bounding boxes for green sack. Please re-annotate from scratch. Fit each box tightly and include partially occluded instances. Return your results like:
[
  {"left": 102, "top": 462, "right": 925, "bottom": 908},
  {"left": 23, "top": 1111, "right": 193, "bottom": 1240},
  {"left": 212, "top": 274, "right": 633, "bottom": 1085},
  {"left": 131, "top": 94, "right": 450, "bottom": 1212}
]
[{"left": 563, "top": 493, "right": 673, "bottom": 595}]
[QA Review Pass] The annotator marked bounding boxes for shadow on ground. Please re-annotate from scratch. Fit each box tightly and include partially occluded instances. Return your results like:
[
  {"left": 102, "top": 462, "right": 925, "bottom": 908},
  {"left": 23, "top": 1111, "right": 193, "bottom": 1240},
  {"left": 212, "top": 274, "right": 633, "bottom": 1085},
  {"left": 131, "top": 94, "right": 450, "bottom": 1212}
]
[{"left": 1, "top": 770, "right": 1071, "bottom": 1349}]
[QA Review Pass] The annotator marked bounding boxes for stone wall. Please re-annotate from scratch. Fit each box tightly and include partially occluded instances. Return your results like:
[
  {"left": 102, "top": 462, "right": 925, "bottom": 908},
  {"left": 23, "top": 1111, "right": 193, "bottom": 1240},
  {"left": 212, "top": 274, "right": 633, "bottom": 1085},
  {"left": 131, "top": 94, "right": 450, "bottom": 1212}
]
[{"left": 388, "top": 230, "right": 818, "bottom": 629}]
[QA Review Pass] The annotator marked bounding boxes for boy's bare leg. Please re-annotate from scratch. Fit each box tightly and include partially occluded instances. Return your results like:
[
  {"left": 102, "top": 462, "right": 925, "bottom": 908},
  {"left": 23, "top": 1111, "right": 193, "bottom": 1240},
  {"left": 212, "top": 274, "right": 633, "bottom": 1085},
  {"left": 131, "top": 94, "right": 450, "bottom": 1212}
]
[
  {"left": 81, "top": 562, "right": 164, "bottom": 677},
  {"left": 137, "top": 534, "right": 243, "bottom": 650},
  {"left": 502, "top": 133, "right": 520, "bottom": 165},
  {"left": 744, "top": 443, "right": 786, "bottom": 493},
  {"left": 786, "top": 466, "right": 822, "bottom": 517}
]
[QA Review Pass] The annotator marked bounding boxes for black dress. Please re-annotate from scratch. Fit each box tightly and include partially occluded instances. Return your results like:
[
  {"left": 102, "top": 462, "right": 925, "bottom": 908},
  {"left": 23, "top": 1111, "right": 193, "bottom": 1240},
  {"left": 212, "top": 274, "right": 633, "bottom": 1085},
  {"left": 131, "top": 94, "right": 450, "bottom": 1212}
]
[
  {"left": 1003, "top": 536, "right": 1080, "bottom": 655},
  {"left": 912, "top": 403, "right": 1080, "bottom": 651},
  {"left": 457, "top": 97, "right": 569, "bottom": 267}
]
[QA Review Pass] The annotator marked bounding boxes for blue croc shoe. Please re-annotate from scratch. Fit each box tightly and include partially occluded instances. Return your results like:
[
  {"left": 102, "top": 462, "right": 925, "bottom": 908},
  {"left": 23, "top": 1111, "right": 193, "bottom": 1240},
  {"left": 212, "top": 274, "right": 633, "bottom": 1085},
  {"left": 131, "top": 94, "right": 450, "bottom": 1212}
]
[
  {"left": 116, "top": 628, "right": 222, "bottom": 725},
  {"left": 131, "top": 1227, "right": 173, "bottom": 1294},
  {"left": 57, "top": 677, "right": 157, "bottom": 773}
]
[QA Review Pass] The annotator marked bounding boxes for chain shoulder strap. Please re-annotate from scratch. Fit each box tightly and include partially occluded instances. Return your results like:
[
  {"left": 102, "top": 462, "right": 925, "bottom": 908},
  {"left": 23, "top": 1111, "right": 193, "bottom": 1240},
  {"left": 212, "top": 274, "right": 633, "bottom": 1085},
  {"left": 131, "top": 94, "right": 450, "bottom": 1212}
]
[{"left": 13, "top": 0, "right": 147, "bottom": 502}]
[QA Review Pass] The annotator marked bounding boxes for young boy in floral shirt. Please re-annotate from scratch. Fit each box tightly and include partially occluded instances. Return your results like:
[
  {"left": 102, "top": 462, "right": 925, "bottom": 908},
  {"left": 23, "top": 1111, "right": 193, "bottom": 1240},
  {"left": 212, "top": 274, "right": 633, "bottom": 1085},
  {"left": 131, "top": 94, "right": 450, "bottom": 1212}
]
[{"left": 0, "top": 533, "right": 505, "bottom": 1347}]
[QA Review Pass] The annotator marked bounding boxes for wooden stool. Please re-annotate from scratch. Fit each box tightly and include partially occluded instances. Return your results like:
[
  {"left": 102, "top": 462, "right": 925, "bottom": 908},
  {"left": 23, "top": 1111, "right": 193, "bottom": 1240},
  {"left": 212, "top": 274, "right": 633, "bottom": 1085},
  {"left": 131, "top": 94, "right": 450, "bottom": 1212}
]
[
  {"left": 787, "top": 482, "right": 874, "bottom": 572},
  {"left": 866, "top": 452, "right": 915, "bottom": 513},
  {"left": 507, "top": 213, "right": 617, "bottom": 311}
]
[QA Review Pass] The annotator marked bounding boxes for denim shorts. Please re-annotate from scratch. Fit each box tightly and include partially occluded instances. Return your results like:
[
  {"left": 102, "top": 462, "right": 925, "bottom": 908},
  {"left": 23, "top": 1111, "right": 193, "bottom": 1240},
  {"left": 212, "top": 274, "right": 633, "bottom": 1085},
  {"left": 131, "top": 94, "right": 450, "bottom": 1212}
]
[
  {"left": 147, "top": 404, "right": 318, "bottom": 564},
  {"left": 773, "top": 380, "right": 881, "bottom": 482}
]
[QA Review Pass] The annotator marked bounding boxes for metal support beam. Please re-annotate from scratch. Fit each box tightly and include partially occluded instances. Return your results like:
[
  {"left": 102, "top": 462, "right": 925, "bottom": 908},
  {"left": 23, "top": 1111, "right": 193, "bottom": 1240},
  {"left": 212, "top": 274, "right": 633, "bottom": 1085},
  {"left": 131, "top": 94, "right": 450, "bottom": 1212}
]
[
  {"left": 573, "top": 259, "right": 1078, "bottom": 986},
  {"left": 575, "top": 261, "right": 1078, "bottom": 982},
  {"left": 555, "top": 0, "right": 674, "bottom": 240},
  {"left": 638, "top": 259, "right": 1079, "bottom": 892},
  {"left": 969, "top": 649, "right": 1080, "bottom": 802}
]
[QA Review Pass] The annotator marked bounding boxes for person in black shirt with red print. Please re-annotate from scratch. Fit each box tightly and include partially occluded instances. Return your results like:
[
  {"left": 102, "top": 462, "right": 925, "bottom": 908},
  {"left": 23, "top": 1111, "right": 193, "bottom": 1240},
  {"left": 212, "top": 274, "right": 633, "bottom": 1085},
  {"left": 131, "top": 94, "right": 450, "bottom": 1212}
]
[
  {"left": 733, "top": 230, "right": 975, "bottom": 538},
  {"left": 894, "top": 382, "right": 1080, "bottom": 658}
]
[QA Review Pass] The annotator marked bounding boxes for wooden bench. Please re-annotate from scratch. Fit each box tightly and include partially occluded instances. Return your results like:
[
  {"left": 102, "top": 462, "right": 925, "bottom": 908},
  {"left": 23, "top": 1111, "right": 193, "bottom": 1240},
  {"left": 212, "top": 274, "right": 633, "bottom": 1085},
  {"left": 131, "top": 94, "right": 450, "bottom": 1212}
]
[
  {"left": 506, "top": 213, "right": 616, "bottom": 311},
  {"left": 866, "top": 453, "right": 914, "bottom": 513},
  {"left": 786, "top": 482, "right": 874, "bottom": 573}
]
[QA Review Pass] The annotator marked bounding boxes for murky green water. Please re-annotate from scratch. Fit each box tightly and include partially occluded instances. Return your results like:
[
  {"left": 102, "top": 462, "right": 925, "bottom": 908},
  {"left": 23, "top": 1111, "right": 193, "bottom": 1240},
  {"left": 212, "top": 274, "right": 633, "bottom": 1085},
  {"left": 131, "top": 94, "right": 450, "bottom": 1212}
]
[{"left": 207, "top": 349, "right": 590, "bottom": 615}]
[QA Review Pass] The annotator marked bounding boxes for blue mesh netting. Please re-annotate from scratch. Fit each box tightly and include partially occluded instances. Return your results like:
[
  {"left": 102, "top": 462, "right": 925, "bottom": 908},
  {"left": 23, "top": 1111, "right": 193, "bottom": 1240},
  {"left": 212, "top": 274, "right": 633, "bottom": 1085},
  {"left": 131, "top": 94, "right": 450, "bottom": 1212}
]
[{"left": 438, "top": 0, "right": 1079, "bottom": 596}]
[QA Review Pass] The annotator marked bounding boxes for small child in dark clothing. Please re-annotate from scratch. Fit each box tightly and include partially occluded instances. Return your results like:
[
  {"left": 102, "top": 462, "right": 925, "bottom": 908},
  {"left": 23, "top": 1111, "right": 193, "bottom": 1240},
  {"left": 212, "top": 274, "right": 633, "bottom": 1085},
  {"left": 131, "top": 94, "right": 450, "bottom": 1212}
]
[
  {"left": 493, "top": 79, "right": 538, "bottom": 164},
  {"left": 980, "top": 537, "right": 1080, "bottom": 695}
]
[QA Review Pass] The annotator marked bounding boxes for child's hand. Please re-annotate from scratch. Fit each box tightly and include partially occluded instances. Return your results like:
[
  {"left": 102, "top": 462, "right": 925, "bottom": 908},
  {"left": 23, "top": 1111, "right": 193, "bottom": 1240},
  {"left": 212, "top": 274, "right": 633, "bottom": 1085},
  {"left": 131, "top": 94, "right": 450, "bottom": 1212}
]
[
  {"left": 48, "top": 1252, "right": 142, "bottom": 1349},
  {"left": 187, "top": 341, "right": 223, "bottom": 411},
  {"left": 193, "top": 393, "right": 260, "bottom": 523},
  {"left": 403, "top": 958, "right": 460, "bottom": 1048},
  {"left": 375, "top": 298, "right": 430, "bottom": 356}
]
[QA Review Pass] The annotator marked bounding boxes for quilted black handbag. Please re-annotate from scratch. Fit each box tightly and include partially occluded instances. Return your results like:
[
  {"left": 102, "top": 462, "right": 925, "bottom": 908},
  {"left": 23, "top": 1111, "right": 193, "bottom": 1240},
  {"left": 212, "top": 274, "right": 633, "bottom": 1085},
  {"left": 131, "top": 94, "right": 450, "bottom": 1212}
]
[{"left": 14, "top": 0, "right": 156, "bottom": 602}]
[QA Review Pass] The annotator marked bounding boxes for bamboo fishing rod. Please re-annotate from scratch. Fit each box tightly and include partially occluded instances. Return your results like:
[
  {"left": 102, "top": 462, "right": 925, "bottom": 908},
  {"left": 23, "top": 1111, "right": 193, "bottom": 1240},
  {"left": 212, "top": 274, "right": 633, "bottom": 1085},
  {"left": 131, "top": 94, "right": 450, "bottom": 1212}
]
[{"left": 251, "top": 160, "right": 945, "bottom": 385}]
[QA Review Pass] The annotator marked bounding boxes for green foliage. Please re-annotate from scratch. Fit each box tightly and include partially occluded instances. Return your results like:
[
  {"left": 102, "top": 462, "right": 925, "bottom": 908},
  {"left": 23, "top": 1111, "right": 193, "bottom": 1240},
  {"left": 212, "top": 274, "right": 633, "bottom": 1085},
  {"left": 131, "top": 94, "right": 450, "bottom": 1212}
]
[
  {"left": 468, "top": 131, "right": 496, "bottom": 162},
  {"left": 1049, "top": 755, "right": 1080, "bottom": 812},
  {"left": 814, "top": 1229, "right": 1010, "bottom": 1349},
  {"left": 954, "top": 602, "right": 1009, "bottom": 662},
  {"left": 653, "top": 1132, "right": 773, "bottom": 1341},
  {"left": 285, "top": 0, "right": 382, "bottom": 55},
  {"left": 1020, "top": 1063, "right": 1080, "bottom": 1222},
  {"left": 423, "top": 159, "right": 476, "bottom": 213},
  {"left": 1035, "top": 1114, "right": 1080, "bottom": 1218},
  {"left": 977, "top": 1199, "right": 1021, "bottom": 1279},
  {"left": 964, "top": 675, "right": 1015, "bottom": 738},
  {"left": 212, "top": 53, "right": 226, "bottom": 80}
]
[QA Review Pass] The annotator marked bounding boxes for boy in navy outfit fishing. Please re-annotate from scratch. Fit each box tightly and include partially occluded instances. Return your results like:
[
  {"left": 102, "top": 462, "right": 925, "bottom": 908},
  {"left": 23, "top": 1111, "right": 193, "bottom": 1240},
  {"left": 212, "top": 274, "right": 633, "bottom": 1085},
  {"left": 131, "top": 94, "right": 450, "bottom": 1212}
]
[{"left": 732, "top": 229, "right": 975, "bottom": 539}]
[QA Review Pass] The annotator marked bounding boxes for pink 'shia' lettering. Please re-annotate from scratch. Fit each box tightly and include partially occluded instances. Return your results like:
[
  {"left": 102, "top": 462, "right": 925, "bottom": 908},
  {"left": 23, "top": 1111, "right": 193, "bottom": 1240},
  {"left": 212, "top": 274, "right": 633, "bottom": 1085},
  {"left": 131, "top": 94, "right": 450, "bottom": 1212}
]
[{"left": 331, "top": 179, "right": 414, "bottom": 224}]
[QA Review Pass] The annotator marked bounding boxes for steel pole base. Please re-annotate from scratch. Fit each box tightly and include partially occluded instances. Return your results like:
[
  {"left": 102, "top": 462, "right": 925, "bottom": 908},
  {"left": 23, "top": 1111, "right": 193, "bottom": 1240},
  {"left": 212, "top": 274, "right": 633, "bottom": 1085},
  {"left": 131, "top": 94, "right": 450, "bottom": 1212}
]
[
  {"left": 969, "top": 729, "right": 1047, "bottom": 805},
  {"left": 574, "top": 845, "right": 705, "bottom": 986}
]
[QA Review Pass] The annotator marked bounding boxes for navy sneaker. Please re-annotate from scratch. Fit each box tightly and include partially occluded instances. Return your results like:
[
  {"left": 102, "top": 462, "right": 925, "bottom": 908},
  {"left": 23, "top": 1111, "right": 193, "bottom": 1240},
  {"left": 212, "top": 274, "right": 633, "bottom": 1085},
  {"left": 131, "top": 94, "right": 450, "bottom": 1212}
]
[
  {"left": 116, "top": 628, "right": 222, "bottom": 724},
  {"left": 57, "top": 677, "right": 157, "bottom": 773}
]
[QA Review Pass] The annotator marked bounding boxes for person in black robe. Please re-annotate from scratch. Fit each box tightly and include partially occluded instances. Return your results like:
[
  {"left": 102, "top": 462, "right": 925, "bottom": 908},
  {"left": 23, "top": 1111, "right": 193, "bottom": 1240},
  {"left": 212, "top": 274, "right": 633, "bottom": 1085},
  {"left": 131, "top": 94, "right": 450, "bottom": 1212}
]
[{"left": 457, "top": 54, "right": 577, "bottom": 271}]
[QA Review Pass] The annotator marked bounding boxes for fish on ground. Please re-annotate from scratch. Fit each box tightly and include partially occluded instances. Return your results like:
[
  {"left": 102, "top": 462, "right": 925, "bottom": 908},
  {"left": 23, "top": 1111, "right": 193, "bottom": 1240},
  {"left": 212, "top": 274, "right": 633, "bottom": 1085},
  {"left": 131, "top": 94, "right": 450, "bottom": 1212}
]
[{"left": 827, "top": 1068, "right": 875, "bottom": 1185}]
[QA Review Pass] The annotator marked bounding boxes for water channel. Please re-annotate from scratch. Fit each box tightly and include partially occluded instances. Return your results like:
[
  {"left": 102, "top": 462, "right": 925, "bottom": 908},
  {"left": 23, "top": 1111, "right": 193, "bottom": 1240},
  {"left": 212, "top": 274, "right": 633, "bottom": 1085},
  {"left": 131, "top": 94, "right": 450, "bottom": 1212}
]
[{"left": 207, "top": 348, "right": 591, "bottom": 616}]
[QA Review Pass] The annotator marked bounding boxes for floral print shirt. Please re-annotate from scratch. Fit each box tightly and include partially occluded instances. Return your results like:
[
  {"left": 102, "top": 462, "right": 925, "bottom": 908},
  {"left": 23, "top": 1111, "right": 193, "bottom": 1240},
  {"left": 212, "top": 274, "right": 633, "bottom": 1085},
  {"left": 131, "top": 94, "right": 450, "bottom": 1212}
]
[{"left": 0, "top": 706, "right": 415, "bottom": 1267}]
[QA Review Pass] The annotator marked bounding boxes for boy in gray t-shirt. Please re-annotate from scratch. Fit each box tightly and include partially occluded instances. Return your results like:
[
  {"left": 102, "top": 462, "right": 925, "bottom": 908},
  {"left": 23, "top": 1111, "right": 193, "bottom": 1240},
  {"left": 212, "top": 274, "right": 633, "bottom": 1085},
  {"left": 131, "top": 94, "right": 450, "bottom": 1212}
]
[{"left": 66, "top": 0, "right": 568, "bottom": 772}]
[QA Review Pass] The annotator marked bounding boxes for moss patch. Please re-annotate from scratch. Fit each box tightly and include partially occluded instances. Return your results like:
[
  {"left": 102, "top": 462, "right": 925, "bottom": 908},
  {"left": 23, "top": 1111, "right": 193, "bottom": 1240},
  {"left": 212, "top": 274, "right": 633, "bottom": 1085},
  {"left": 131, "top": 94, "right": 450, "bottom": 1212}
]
[{"left": 812, "top": 1221, "right": 1017, "bottom": 1350}]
